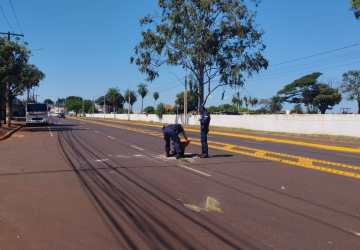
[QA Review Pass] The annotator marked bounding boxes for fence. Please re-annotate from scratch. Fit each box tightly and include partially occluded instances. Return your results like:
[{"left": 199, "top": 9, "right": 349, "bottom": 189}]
[{"left": 85, "top": 113, "right": 360, "bottom": 137}]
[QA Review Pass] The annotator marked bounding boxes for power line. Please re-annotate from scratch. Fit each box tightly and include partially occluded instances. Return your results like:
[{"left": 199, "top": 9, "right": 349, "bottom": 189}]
[
  {"left": 8, "top": 0, "right": 23, "bottom": 33},
  {"left": 271, "top": 42, "right": 360, "bottom": 67},
  {"left": 0, "top": 3, "right": 13, "bottom": 31}
]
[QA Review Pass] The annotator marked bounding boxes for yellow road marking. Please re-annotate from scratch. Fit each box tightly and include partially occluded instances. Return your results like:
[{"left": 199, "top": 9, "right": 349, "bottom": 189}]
[
  {"left": 78, "top": 118, "right": 360, "bottom": 180},
  {"left": 85, "top": 118, "right": 360, "bottom": 154},
  {"left": 184, "top": 196, "right": 223, "bottom": 213},
  {"left": 205, "top": 197, "right": 223, "bottom": 213}
]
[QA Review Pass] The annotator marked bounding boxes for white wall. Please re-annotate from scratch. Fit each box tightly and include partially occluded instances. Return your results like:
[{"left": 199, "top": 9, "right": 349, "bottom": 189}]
[{"left": 86, "top": 113, "right": 360, "bottom": 137}]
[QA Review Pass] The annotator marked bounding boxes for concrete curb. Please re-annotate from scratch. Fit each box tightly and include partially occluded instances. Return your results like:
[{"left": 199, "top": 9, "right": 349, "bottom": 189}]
[{"left": 0, "top": 125, "right": 23, "bottom": 141}]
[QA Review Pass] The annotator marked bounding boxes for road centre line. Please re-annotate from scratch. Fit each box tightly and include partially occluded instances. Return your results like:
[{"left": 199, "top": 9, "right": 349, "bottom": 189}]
[
  {"left": 107, "top": 135, "right": 116, "bottom": 140},
  {"left": 78, "top": 119, "right": 360, "bottom": 181}
]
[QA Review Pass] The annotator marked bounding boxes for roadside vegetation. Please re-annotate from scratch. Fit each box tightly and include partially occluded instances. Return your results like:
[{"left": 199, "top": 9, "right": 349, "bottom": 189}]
[{"left": 0, "top": 38, "right": 45, "bottom": 127}]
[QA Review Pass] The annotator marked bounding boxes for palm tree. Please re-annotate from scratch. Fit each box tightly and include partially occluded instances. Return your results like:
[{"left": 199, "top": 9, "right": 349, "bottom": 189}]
[
  {"left": 137, "top": 84, "right": 148, "bottom": 113},
  {"left": 124, "top": 89, "right": 137, "bottom": 113},
  {"left": 249, "top": 97, "right": 258, "bottom": 108},
  {"left": 106, "top": 88, "right": 123, "bottom": 113},
  {"left": 153, "top": 92, "right": 159, "bottom": 108}
]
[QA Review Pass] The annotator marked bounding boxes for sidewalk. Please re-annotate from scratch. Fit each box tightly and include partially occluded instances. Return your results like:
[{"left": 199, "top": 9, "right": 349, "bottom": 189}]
[{"left": 0, "top": 123, "right": 23, "bottom": 141}]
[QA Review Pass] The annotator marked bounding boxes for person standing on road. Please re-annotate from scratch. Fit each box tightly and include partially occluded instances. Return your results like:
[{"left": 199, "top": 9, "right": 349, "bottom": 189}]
[
  {"left": 162, "top": 124, "right": 189, "bottom": 159},
  {"left": 199, "top": 106, "right": 211, "bottom": 158}
]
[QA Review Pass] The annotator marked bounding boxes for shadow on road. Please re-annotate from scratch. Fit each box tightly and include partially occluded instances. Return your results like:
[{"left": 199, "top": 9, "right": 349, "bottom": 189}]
[
  {"left": 56, "top": 129, "right": 260, "bottom": 250},
  {"left": 22, "top": 124, "right": 87, "bottom": 133}
]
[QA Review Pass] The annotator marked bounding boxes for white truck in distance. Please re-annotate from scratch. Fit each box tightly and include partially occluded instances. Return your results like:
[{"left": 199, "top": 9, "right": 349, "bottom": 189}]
[{"left": 26, "top": 103, "right": 49, "bottom": 126}]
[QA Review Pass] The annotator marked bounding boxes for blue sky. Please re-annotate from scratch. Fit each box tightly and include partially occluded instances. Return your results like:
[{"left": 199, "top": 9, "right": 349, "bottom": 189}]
[{"left": 0, "top": 0, "right": 359, "bottom": 112}]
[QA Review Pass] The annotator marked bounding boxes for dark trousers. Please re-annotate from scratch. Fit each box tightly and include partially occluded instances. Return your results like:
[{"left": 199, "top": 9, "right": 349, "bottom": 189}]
[
  {"left": 201, "top": 131, "right": 208, "bottom": 155},
  {"left": 164, "top": 133, "right": 182, "bottom": 156}
]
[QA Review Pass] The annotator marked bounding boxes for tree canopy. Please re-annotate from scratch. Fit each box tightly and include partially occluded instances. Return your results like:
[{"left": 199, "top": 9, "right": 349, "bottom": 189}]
[
  {"left": 65, "top": 96, "right": 83, "bottom": 114},
  {"left": 342, "top": 70, "right": 360, "bottom": 113},
  {"left": 352, "top": 0, "right": 360, "bottom": 18},
  {"left": 131, "top": 0, "right": 268, "bottom": 107},
  {"left": 278, "top": 72, "right": 342, "bottom": 114},
  {"left": 137, "top": 84, "right": 148, "bottom": 113},
  {"left": 124, "top": 90, "right": 137, "bottom": 112},
  {"left": 153, "top": 92, "right": 159, "bottom": 102},
  {"left": 0, "top": 38, "right": 45, "bottom": 125},
  {"left": 106, "top": 87, "right": 124, "bottom": 112},
  {"left": 44, "top": 99, "right": 54, "bottom": 106}
]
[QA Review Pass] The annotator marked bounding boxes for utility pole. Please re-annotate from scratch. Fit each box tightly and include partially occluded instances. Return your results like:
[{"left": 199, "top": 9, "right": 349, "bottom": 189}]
[
  {"left": 82, "top": 99, "right": 85, "bottom": 117},
  {"left": 128, "top": 92, "right": 131, "bottom": 121},
  {"left": 0, "top": 32, "right": 24, "bottom": 41},
  {"left": 103, "top": 95, "right": 106, "bottom": 118}
]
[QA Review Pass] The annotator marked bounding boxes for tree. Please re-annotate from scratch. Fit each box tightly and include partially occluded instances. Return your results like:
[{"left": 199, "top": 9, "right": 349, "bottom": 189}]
[
  {"left": 153, "top": 91, "right": 159, "bottom": 107},
  {"left": 342, "top": 70, "right": 360, "bottom": 114},
  {"left": 124, "top": 90, "right": 137, "bottom": 113},
  {"left": 83, "top": 99, "right": 95, "bottom": 113},
  {"left": 21, "top": 64, "right": 45, "bottom": 102},
  {"left": 0, "top": 38, "right": 29, "bottom": 126},
  {"left": 278, "top": 72, "right": 322, "bottom": 113},
  {"left": 137, "top": 84, "right": 148, "bottom": 113},
  {"left": 144, "top": 106, "right": 155, "bottom": 114},
  {"left": 291, "top": 104, "right": 303, "bottom": 114},
  {"left": 106, "top": 88, "right": 124, "bottom": 113},
  {"left": 44, "top": 99, "right": 54, "bottom": 106},
  {"left": 260, "top": 96, "right": 283, "bottom": 113},
  {"left": 131, "top": 0, "right": 268, "bottom": 109},
  {"left": 175, "top": 90, "right": 198, "bottom": 112},
  {"left": 312, "top": 84, "right": 342, "bottom": 114},
  {"left": 65, "top": 96, "right": 83, "bottom": 115},
  {"left": 278, "top": 73, "right": 342, "bottom": 114},
  {"left": 352, "top": 0, "right": 360, "bottom": 18},
  {"left": 231, "top": 92, "right": 242, "bottom": 113},
  {"left": 56, "top": 98, "right": 66, "bottom": 107},
  {"left": 156, "top": 103, "right": 166, "bottom": 118},
  {"left": 249, "top": 97, "right": 258, "bottom": 108}
]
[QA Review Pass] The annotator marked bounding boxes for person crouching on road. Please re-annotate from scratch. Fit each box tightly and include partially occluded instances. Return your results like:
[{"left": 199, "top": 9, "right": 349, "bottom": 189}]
[
  {"left": 199, "top": 106, "right": 211, "bottom": 158},
  {"left": 162, "top": 124, "right": 189, "bottom": 159}
]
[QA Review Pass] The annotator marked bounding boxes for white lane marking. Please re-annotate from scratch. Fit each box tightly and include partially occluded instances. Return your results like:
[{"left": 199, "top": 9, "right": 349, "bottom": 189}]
[
  {"left": 107, "top": 136, "right": 116, "bottom": 140},
  {"left": 116, "top": 154, "right": 130, "bottom": 158},
  {"left": 94, "top": 130, "right": 100, "bottom": 134},
  {"left": 95, "top": 159, "right": 109, "bottom": 162},
  {"left": 133, "top": 154, "right": 145, "bottom": 157},
  {"left": 352, "top": 231, "right": 360, "bottom": 237},
  {"left": 48, "top": 127, "right": 53, "bottom": 137},
  {"left": 177, "top": 164, "right": 211, "bottom": 177},
  {"left": 130, "top": 145, "right": 145, "bottom": 151}
]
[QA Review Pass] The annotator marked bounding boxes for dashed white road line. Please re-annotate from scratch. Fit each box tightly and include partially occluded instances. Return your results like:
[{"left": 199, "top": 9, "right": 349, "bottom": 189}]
[
  {"left": 133, "top": 154, "right": 145, "bottom": 157},
  {"left": 95, "top": 159, "right": 109, "bottom": 162},
  {"left": 177, "top": 164, "right": 211, "bottom": 177},
  {"left": 130, "top": 145, "right": 145, "bottom": 151},
  {"left": 107, "top": 136, "right": 116, "bottom": 140}
]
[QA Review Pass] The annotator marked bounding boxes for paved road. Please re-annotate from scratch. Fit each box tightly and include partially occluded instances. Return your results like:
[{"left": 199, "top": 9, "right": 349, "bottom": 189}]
[{"left": 0, "top": 117, "right": 359, "bottom": 250}]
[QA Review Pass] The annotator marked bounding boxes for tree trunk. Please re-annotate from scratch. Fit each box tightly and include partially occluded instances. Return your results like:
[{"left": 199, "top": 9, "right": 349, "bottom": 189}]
[
  {"left": 141, "top": 98, "right": 144, "bottom": 113},
  {"left": 6, "top": 83, "right": 12, "bottom": 127},
  {"left": 198, "top": 69, "right": 205, "bottom": 112}
]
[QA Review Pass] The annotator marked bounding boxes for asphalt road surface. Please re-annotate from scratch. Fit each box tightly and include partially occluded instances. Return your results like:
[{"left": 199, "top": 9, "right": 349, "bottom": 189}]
[{"left": 0, "top": 117, "right": 359, "bottom": 250}]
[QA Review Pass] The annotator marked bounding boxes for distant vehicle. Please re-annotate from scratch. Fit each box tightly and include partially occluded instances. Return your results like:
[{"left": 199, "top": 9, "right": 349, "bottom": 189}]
[
  {"left": 58, "top": 112, "right": 65, "bottom": 118},
  {"left": 26, "top": 103, "right": 49, "bottom": 126}
]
